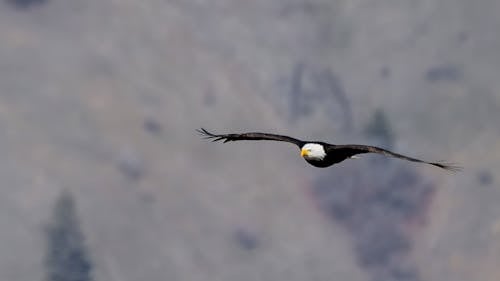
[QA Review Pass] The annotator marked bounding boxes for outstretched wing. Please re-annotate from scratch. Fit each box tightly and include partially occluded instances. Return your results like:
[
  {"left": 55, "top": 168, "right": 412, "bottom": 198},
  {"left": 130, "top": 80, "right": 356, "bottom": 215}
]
[
  {"left": 330, "top": 144, "right": 461, "bottom": 171},
  {"left": 197, "top": 128, "right": 304, "bottom": 147}
]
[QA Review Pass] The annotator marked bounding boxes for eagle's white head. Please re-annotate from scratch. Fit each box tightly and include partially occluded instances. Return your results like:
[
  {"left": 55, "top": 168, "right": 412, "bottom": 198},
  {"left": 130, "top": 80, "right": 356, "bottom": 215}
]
[{"left": 300, "top": 143, "right": 326, "bottom": 160}]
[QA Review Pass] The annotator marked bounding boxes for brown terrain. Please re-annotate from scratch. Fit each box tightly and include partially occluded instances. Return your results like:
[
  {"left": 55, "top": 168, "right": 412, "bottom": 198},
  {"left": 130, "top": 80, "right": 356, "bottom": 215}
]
[{"left": 0, "top": 0, "right": 499, "bottom": 280}]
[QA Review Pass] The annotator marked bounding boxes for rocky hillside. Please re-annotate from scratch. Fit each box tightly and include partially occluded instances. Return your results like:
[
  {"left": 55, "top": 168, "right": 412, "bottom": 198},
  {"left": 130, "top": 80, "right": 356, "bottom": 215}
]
[{"left": 0, "top": 0, "right": 499, "bottom": 280}]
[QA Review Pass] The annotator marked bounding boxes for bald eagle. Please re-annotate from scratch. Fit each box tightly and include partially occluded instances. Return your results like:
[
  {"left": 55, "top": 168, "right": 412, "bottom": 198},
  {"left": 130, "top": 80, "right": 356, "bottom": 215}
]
[{"left": 197, "top": 128, "right": 460, "bottom": 171}]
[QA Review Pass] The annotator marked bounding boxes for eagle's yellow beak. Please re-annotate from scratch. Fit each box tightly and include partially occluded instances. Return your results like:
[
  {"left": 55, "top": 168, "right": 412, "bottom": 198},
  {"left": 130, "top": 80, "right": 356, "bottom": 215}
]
[{"left": 301, "top": 148, "right": 308, "bottom": 157}]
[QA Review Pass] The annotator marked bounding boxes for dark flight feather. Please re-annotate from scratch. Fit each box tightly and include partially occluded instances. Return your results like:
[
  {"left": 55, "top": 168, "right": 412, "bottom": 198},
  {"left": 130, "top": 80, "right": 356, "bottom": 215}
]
[
  {"left": 197, "top": 128, "right": 304, "bottom": 147},
  {"left": 329, "top": 144, "right": 462, "bottom": 172}
]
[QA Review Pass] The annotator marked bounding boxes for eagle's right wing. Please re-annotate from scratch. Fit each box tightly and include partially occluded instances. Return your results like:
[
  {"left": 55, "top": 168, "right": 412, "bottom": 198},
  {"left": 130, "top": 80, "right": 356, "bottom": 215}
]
[
  {"left": 197, "top": 128, "right": 304, "bottom": 147},
  {"left": 331, "top": 144, "right": 461, "bottom": 171}
]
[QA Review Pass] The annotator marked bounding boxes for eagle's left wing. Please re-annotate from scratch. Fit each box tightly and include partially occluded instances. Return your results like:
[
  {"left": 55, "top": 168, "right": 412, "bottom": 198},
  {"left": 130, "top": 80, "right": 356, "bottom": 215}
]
[
  {"left": 197, "top": 128, "right": 305, "bottom": 147},
  {"left": 330, "top": 144, "right": 461, "bottom": 171}
]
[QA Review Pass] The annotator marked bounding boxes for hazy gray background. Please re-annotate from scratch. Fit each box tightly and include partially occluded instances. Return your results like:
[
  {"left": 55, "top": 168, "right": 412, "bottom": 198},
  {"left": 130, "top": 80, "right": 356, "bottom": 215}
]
[{"left": 1, "top": 0, "right": 499, "bottom": 280}]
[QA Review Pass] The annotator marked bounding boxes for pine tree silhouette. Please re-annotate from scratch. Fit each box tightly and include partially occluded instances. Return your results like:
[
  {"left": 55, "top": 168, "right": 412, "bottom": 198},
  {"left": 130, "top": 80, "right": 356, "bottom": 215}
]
[
  {"left": 364, "top": 109, "right": 394, "bottom": 149},
  {"left": 44, "top": 190, "right": 93, "bottom": 281}
]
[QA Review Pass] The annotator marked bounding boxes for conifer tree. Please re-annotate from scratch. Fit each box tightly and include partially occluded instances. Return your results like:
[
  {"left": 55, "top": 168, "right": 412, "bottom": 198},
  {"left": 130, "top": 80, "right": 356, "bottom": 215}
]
[
  {"left": 364, "top": 109, "right": 394, "bottom": 149},
  {"left": 44, "top": 191, "right": 93, "bottom": 281}
]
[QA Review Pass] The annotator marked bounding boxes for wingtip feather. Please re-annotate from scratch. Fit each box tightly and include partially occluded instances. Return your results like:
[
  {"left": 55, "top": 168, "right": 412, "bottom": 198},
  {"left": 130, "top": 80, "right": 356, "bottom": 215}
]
[
  {"left": 432, "top": 161, "right": 463, "bottom": 172},
  {"left": 197, "top": 128, "right": 229, "bottom": 143}
]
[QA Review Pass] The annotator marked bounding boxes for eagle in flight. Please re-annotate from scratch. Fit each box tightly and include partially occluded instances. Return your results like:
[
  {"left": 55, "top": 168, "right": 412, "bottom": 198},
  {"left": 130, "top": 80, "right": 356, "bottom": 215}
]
[{"left": 197, "top": 128, "right": 460, "bottom": 171}]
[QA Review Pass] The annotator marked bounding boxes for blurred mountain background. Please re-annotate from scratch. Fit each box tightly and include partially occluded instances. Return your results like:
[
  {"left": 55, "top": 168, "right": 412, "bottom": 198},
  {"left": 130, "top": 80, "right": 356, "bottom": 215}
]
[{"left": 1, "top": 0, "right": 499, "bottom": 280}]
